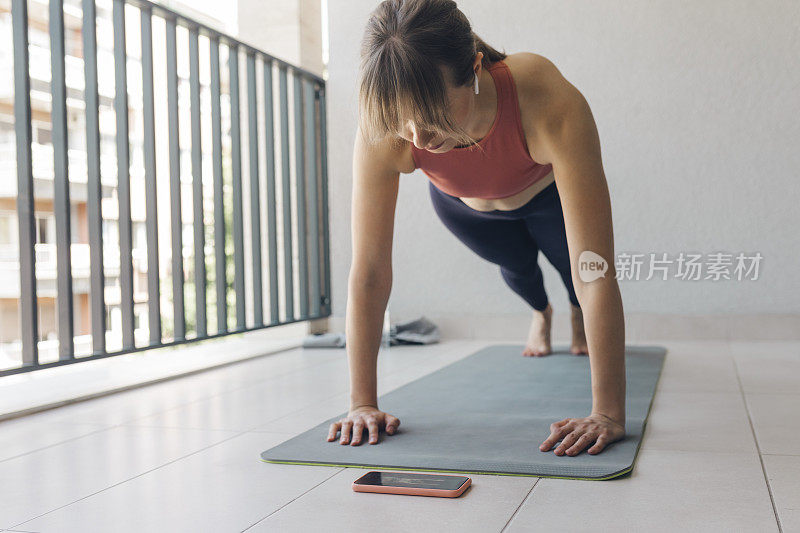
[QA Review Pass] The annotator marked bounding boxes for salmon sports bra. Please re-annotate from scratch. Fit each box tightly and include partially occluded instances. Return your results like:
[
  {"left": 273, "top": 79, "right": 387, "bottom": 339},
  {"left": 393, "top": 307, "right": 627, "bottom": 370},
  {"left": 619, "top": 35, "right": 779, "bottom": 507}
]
[{"left": 411, "top": 59, "right": 553, "bottom": 199}]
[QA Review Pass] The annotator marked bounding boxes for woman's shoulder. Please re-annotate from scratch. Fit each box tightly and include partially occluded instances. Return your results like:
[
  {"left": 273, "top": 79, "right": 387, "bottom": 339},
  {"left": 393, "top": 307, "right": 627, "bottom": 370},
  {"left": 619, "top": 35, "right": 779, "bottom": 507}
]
[
  {"left": 502, "top": 52, "right": 563, "bottom": 91},
  {"left": 354, "top": 125, "right": 414, "bottom": 177},
  {"left": 503, "top": 52, "right": 581, "bottom": 165},
  {"left": 503, "top": 52, "right": 569, "bottom": 117}
]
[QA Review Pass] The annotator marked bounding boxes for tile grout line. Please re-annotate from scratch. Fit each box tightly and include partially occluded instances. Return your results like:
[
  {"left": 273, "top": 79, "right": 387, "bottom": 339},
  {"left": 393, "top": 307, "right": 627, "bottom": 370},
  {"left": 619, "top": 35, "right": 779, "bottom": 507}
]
[
  {"left": 0, "top": 346, "right": 331, "bottom": 429},
  {"left": 0, "top": 341, "right": 306, "bottom": 423},
  {"left": 0, "top": 422, "right": 147, "bottom": 465},
  {"left": 234, "top": 340, "right": 480, "bottom": 434},
  {"left": 2, "top": 341, "right": 471, "bottom": 464},
  {"left": 240, "top": 468, "right": 346, "bottom": 531},
  {"left": 243, "top": 342, "right": 484, "bottom": 443},
  {"left": 0, "top": 355, "right": 345, "bottom": 465},
  {"left": 108, "top": 353, "right": 351, "bottom": 421},
  {"left": 7, "top": 428, "right": 257, "bottom": 531},
  {"left": 500, "top": 477, "right": 541, "bottom": 532},
  {"left": 0, "top": 363, "right": 334, "bottom": 464},
  {"left": 123, "top": 340, "right": 476, "bottom": 432},
  {"left": 731, "top": 348, "right": 783, "bottom": 533}
]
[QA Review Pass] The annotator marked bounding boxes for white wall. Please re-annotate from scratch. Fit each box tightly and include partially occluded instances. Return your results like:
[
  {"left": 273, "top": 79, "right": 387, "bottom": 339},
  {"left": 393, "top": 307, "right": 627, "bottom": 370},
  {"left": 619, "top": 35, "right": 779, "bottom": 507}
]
[
  {"left": 237, "top": 0, "right": 324, "bottom": 76},
  {"left": 325, "top": 1, "right": 800, "bottom": 339}
]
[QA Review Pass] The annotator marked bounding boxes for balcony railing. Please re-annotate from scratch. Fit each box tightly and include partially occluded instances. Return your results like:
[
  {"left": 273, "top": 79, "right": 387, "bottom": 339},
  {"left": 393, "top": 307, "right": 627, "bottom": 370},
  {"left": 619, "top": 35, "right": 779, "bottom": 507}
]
[{"left": 5, "top": 0, "right": 331, "bottom": 376}]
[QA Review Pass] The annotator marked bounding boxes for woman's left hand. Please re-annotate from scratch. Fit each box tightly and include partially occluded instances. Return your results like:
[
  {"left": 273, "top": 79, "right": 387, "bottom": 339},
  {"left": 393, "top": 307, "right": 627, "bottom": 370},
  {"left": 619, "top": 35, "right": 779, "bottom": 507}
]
[{"left": 539, "top": 413, "right": 625, "bottom": 456}]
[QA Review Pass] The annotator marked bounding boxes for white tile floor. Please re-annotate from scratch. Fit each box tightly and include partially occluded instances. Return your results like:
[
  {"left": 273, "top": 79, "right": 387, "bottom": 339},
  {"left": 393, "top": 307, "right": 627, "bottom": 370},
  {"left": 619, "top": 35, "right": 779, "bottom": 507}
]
[{"left": 0, "top": 339, "right": 797, "bottom": 532}]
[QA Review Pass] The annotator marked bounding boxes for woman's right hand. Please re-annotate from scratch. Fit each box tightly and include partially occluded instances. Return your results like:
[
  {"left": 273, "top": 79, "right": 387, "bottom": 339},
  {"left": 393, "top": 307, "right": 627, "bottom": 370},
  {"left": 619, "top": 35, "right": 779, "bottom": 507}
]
[{"left": 327, "top": 405, "right": 401, "bottom": 445}]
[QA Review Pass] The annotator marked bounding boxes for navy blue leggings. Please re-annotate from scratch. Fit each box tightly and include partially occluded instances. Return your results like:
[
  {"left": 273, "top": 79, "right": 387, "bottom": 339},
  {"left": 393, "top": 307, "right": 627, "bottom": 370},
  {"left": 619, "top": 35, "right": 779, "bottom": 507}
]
[{"left": 428, "top": 179, "right": 580, "bottom": 312}]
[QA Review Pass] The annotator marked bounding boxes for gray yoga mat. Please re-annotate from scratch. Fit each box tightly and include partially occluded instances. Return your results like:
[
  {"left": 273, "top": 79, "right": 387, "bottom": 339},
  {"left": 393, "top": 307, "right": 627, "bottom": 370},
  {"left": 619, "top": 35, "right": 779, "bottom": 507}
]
[{"left": 261, "top": 344, "right": 666, "bottom": 480}]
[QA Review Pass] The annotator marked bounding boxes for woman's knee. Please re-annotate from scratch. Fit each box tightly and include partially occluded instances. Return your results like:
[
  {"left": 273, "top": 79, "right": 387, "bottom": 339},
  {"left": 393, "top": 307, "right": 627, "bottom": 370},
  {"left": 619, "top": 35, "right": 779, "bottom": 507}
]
[{"left": 499, "top": 255, "right": 542, "bottom": 278}]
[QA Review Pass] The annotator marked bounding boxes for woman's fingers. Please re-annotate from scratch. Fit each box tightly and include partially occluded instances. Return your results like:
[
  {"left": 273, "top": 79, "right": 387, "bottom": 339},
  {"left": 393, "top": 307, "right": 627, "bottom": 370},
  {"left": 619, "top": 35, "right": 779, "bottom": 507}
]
[
  {"left": 553, "top": 429, "right": 582, "bottom": 455},
  {"left": 327, "top": 412, "right": 401, "bottom": 445},
  {"left": 565, "top": 432, "right": 597, "bottom": 456},
  {"left": 366, "top": 418, "right": 380, "bottom": 444},
  {"left": 327, "top": 421, "right": 341, "bottom": 441},
  {"left": 588, "top": 435, "right": 610, "bottom": 454},
  {"left": 340, "top": 419, "right": 353, "bottom": 444},
  {"left": 539, "top": 419, "right": 572, "bottom": 451},
  {"left": 350, "top": 420, "right": 365, "bottom": 445},
  {"left": 540, "top": 414, "right": 625, "bottom": 456},
  {"left": 385, "top": 415, "right": 400, "bottom": 435}
]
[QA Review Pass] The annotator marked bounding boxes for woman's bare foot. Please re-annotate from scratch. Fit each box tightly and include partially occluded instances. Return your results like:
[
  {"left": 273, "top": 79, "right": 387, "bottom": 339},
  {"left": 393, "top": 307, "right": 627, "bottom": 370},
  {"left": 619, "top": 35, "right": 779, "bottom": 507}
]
[
  {"left": 570, "top": 303, "right": 589, "bottom": 355},
  {"left": 523, "top": 303, "right": 552, "bottom": 357}
]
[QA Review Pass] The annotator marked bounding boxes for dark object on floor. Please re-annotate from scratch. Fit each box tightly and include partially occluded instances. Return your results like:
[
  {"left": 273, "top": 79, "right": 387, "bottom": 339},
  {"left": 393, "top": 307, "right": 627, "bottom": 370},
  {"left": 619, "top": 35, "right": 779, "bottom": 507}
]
[
  {"left": 389, "top": 316, "right": 440, "bottom": 346},
  {"left": 301, "top": 316, "right": 440, "bottom": 348}
]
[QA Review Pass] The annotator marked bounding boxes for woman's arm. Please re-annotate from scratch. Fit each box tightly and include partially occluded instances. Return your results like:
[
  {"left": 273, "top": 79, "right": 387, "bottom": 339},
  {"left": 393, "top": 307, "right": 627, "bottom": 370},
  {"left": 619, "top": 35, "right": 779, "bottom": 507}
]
[
  {"left": 325, "top": 127, "right": 404, "bottom": 447},
  {"left": 525, "top": 56, "right": 627, "bottom": 456},
  {"left": 347, "top": 126, "right": 401, "bottom": 410}
]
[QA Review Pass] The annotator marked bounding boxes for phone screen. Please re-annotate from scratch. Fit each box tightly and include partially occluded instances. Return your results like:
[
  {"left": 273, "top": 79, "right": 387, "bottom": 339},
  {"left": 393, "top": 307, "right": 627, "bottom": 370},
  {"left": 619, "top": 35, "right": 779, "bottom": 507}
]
[{"left": 354, "top": 471, "right": 468, "bottom": 490}]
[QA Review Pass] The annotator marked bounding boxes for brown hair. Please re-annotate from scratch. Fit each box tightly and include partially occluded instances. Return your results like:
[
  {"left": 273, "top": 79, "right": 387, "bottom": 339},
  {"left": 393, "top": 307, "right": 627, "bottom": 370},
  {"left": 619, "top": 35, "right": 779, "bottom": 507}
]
[{"left": 357, "top": 0, "right": 507, "bottom": 151}]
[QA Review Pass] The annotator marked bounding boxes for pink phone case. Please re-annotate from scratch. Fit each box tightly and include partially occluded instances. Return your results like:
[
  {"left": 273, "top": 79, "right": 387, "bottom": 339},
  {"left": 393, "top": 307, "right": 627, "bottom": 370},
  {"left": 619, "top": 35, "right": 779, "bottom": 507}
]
[{"left": 352, "top": 471, "right": 471, "bottom": 498}]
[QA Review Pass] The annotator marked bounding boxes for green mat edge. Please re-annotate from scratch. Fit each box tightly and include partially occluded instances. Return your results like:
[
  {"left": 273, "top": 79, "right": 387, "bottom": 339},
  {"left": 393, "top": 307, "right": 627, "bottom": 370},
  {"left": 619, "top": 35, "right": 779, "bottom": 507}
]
[
  {"left": 260, "top": 458, "right": 632, "bottom": 481},
  {"left": 259, "top": 345, "right": 667, "bottom": 482}
]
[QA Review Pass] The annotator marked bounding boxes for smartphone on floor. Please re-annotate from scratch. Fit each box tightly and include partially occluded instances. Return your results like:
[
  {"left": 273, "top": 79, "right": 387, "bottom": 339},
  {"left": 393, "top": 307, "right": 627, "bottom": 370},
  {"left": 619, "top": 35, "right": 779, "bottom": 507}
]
[{"left": 352, "top": 471, "right": 471, "bottom": 497}]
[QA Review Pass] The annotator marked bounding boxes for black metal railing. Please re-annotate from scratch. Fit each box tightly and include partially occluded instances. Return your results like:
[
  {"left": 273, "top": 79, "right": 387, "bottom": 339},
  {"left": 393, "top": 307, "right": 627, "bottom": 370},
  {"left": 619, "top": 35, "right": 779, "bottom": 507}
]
[{"left": 5, "top": 0, "right": 331, "bottom": 376}]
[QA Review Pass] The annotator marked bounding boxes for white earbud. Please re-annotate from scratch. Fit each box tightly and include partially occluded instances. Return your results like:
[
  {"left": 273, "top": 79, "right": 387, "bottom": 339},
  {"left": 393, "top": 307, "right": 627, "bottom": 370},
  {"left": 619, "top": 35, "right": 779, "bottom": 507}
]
[{"left": 474, "top": 72, "right": 479, "bottom": 94}]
